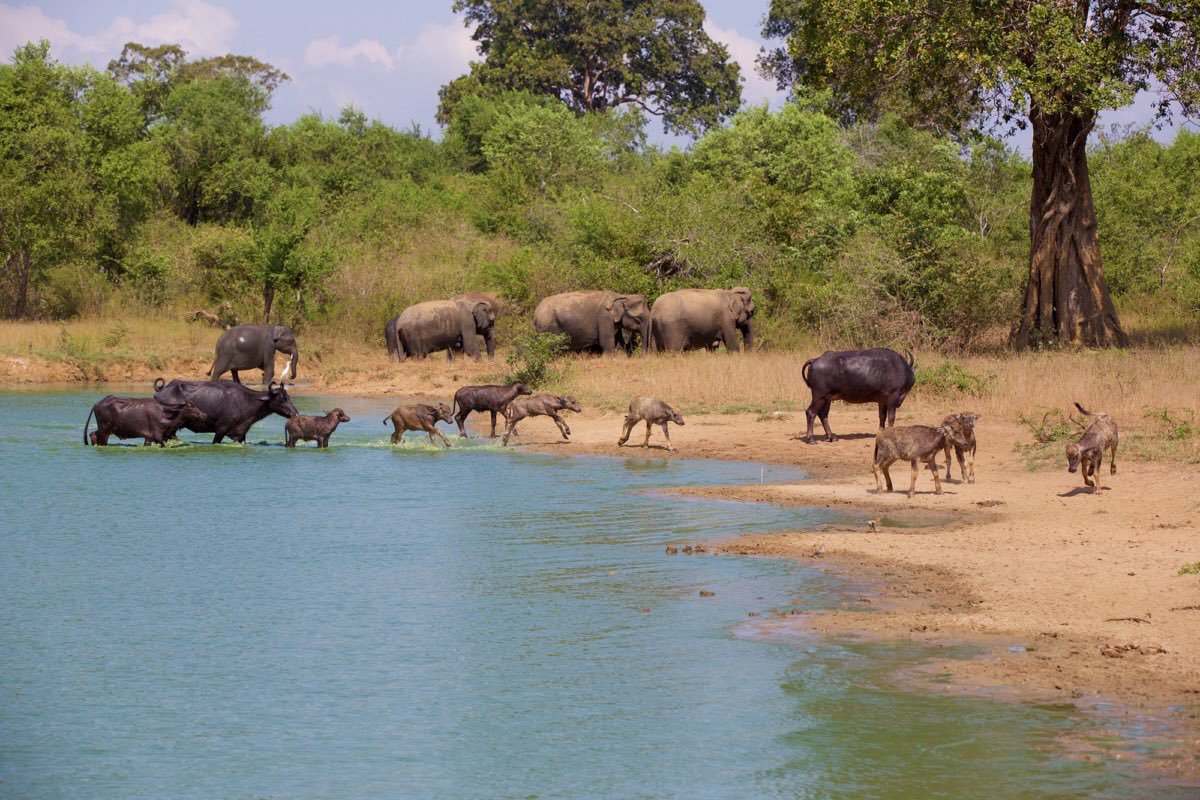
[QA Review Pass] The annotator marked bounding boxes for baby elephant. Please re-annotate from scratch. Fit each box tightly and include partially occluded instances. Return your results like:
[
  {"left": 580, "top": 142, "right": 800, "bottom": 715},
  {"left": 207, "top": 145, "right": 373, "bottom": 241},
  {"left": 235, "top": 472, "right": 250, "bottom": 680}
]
[
  {"left": 384, "top": 402, "right": 454, "bottom": 447},
  {"left": 617, "top": 396, "right": 685, "bottom": 452},
  {"left": 942, "top": 411, "right": 981, "bottom": 483},
  {"left": 1066, "top": 403, "right": 1118, "bottom": 490},
  {"left": 285, "top": 408, "right": 350, "bottom": 448},
  {"left": 873, "top": 423, "right": 967, "bottom": 498},
  {"left": 502, "top": 394, "right": 582, "bottom": 446}
]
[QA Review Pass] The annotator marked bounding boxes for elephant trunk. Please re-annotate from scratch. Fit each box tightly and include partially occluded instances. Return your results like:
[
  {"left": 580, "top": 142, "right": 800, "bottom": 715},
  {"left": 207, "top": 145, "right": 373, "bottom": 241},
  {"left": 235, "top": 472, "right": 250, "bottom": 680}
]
[
  {"left": 639, "top": 315, "right": 651, "bottom": 353},
  {"left": 741, "top": 319, "right": 755, "bottom": 352},
  {"left": 285, "top": 349, "right": 299, "bottom": 381}
]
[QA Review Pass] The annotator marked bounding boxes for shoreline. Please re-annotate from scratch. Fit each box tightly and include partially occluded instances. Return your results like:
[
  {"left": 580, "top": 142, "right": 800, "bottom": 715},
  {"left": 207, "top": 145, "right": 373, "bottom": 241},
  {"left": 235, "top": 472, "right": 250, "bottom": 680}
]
[{"left": 8, "top": 377, "right": 1200, "bottom": 777}]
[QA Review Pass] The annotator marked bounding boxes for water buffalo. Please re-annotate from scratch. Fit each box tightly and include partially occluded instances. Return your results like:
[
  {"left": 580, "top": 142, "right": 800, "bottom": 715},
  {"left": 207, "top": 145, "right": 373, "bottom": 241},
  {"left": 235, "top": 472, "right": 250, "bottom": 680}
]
[
  {"left": 285, "top": 409, "right": 350, "bottom": 448},
  {"left": 617, "top": 396, "right": 685, "bottom": 452},
  {"left": 83, "top": 396, "right": 209, "bottom": 446},
  {"left": 501, "top": 394, "right": 582, "bottom": 445},
  {"left": 1067, "top": 403, "right": 1118, "bottom": 491},
  {"left": 153, "top": 378, "right": 298, "bottom": 444},
  {"left": 797, "top": 348, "right": 916, "bottom": 444},
  {"left": 451, "top": 382, "right": 532, "bottom": 438}
]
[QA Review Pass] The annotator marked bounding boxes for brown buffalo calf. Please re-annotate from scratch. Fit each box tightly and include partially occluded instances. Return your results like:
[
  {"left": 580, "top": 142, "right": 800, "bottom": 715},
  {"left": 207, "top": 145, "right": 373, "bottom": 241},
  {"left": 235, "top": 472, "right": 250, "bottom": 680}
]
[
  {"left": 384, "top": 403, "right": 454, "bottom": 447},
  {"left": 501, "top": 394, "right": 582, "bottom": 446},
  {"left": 1066, "top": 403, "right": 1118, "bottom": 491},
  {"left": 942, "top": 411, "right": 981, "bottom": 483},
  {"left": 84, "top": 396, "right": 209, "bottom": 446},
  {"left": 617, "top": 396, "right": 685, "bottom": 452},
  {"left": 452, "top": 382, "right": 532, "bottom": 438},
  {"left": 285, "top": 409, "right": 350, "bottom": 448},
  {"left": 873, "top": 423, "right": 967, "bottom": 498}
]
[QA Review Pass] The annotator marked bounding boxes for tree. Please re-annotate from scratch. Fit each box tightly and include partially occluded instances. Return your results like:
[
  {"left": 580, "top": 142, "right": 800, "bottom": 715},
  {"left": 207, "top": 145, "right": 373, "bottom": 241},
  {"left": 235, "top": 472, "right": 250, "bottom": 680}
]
[
  {"left": 442, "top": 0, "right": 742, "bottom": 135},
  {"left": 761, "top": 0, "right": 1200, "bottom": 348}
]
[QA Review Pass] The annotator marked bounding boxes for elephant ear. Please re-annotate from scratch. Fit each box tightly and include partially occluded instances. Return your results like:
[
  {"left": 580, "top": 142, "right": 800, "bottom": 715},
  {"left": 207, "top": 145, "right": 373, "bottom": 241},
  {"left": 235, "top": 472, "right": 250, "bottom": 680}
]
[
  {"left": 271, "top": 324, "right": 290, "bottom": 342},
  {"left": 605, "top": 296, "right": 626, "bottom": 324},
  {"left": 472, "top": 302, "right": 492, "bottom": 330},
  {"left": 728, "top": 288, "right": 754, "bottom": 323}
]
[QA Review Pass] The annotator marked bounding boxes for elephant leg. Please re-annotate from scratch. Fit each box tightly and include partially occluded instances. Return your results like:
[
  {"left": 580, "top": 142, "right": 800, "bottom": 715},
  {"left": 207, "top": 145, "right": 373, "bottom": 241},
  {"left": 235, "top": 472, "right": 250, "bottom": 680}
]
[
  {"left": 484, "top": 330, "right": 495, "bottom": 359},
  {"left": 661, "top": 422, "right": 674, "bottom": 452},
  {"left": 231, "top": 369, "right": 241, "bottom": 385},
  {"left": 262, "top": 361, "right": 274, "bottom": 387}
]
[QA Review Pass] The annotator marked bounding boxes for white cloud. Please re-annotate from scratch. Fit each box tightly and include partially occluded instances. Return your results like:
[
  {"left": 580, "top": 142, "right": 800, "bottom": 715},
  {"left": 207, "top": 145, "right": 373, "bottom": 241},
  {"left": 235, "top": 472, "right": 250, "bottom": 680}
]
[
  {"left": 0, "top": 0, "right": 237, "bottom": 63},
  {"left": 305, "top": 36, "right": 395, "bottom": 70},
  {"left": 704, "top": 20, "right": 785, "bottom": 110},
  {"left": 302, "top": 21, "right": 474, "bottom": 78}
]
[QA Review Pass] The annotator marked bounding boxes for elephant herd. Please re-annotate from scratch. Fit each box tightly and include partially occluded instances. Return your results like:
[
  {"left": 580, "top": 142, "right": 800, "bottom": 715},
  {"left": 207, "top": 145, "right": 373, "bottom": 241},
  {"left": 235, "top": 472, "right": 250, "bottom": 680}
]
[{"left": 383, "top": 287, "right": 755, "bottom": 361}]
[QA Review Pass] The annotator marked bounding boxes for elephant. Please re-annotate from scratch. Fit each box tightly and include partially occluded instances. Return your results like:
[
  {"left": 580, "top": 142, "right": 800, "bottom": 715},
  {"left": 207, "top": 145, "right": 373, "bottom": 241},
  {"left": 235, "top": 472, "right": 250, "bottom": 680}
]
[
  {"left": 385, "top": 294, "right": 500, "bottom": 361},
  {"left": 649, "top": 287, "right": 755, "bottom": 353},
  {"left": 389, "top": 299, "right": 495, "bottom": 361},
  {"left": 533, "top": 291, "right": 650, "bottom": 355},
  {"left": 210, "top": 324, "right": 299, "bottom": 385}
]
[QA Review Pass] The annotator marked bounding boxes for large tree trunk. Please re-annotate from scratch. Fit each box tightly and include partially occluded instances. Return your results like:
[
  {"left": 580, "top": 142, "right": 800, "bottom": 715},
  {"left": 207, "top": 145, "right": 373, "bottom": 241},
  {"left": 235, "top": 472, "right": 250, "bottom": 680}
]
[
  {"left": 6, "top": 249, "right": 33, "bottom": 318},
  {"left": 1012, "top": 107, "right": 1126, "bottom": 349}
]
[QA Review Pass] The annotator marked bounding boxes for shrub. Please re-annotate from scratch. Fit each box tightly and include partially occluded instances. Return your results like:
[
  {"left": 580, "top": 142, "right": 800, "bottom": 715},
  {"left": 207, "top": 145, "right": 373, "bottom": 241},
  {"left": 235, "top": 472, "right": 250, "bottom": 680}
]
[
  {"left": 505, "top": 331, "right": 569, "bottom": 388},
  {"left": 916, "top": 362, "right": 995, "bottom": 397}
]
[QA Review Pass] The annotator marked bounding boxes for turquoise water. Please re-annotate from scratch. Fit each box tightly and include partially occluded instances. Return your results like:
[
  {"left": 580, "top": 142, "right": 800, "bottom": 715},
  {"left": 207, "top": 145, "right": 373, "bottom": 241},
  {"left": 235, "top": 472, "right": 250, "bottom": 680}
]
[{"left": 0, "top": 391, "right": 1185, "bottom": 798}]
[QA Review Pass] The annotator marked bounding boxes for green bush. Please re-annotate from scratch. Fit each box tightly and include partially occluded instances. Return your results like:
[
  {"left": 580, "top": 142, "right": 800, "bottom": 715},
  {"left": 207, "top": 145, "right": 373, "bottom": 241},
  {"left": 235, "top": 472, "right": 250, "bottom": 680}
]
[
  {"left": 505, "top": 331, "right": 569, "bottom": 388},
  {"left": 915, "top": 361, "right": 995, "bottom": 396}
]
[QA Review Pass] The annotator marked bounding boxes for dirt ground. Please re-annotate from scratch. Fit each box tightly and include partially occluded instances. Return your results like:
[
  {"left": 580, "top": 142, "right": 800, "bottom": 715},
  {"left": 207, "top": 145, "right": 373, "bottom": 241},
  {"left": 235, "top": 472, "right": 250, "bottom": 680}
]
[{"left": 8, "top": 353, "right": 1199, "bottom": 774}]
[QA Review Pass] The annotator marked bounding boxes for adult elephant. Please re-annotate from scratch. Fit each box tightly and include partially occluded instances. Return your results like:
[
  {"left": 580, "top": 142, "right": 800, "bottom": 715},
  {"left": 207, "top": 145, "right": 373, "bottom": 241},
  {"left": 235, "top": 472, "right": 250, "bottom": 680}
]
[
  {"left": 210, "top": 324, "right": 298, "bottom": 385},
  {"left": 390, "top": 298, "right": 495, "bottom": 361},
  {"left": 533, "top": 291, "right": 650, "bottom": 355},
  {"left": 649, "top": 287, "right": 755, "bottom": 353},
  {"left": 385, "top": 294, "right": 500, "bottom": 361}
]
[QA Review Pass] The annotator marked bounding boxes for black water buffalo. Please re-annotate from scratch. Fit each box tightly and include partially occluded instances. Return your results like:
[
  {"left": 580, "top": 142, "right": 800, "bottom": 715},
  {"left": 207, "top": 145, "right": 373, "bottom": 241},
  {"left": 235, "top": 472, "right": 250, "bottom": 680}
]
[
  {"left": 83, "top": 396, "right": 210, "bottom": 446},
  {"left": 797, "top": 348, "right": 916, "bottom": 444},
  {"left": 153, "top": 378, "right": 298, "bottom": 444}
]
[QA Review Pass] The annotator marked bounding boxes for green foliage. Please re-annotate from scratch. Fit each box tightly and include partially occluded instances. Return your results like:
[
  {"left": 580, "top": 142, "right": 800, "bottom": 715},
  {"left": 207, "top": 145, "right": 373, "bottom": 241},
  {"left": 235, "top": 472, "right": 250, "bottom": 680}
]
[
  {"left": 1180, "top": 562, "right": 1200, "bottom": 576},
  {"left": 505, "top": 331, "right": 570, "bottom": 387},
  {"left": 915, "top": 362, "right": 994, "bottom": 397},
  {"left": 445, "top": 0, "right": 742, "bottom": 135},
  {"left": 1017, "top": 407, "right": 1081, "bottom": 444},
  {"left": 1142, "top": 407, "right": 1196, "bottom": 442}
]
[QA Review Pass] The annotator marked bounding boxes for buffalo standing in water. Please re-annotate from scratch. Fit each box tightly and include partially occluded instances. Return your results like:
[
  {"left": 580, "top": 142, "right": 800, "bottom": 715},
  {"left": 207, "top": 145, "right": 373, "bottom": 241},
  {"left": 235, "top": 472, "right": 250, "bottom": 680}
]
[
  {"left": 83, "top": 396, "right": 209, "bottom": 446},
  {"left": 153, "top": 378, "right": 298, "bottom": 444},
  {"left": 797, "top": 348, "right": 916, "bottom": 444}
]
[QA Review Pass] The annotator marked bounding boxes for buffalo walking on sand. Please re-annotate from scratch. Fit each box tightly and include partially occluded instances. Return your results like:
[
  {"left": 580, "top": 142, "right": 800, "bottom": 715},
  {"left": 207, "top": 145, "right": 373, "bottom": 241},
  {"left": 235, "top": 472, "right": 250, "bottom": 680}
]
[
  {"left": 501, "top": 394, "right": 582, "bottom": 446},
  {"left": 872, "top": 423, "right": 968, "bottom": 498},
  {"left": 797, "top": 348, "right": 916, "bottom": 444},
  {"left": 1067, "top": 403, "right": 1118, "bottom": 491},
  {"left": 384, "top": 403, "right": 455, "bottom": 447},
  {"left": 617, "top": 396, "right": 685, "bottom": 452},
  {"left": 84, "top": 396, "right": 209, "bottom": 446}
]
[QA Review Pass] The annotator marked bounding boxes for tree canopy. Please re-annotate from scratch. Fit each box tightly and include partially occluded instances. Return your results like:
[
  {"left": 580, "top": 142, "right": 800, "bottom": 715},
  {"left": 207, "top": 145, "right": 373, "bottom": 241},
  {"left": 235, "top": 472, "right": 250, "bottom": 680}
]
[
  {"left": 760, "top": 0, "right": 1200, "bottom": 348},
  {"left": 440, "top": 0, "right": 742, "bottom": 135}
]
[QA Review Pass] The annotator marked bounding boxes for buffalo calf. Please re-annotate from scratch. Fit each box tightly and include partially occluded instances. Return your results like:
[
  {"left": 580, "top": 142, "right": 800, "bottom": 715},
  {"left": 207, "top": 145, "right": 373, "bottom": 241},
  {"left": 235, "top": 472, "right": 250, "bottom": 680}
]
[
  {"left": 942, "top": 412, "right": 981, "bottom": 483},
  {"left": 284, "top": 409, "right": 350, "bottom": 448},
  {"left": 452, "top": 382, "right": 532, "bottom": 438},
  {"left": 1066, "top": 403, "right": 1118, "bottom": 491},
  {"left": 384, "top": 403, "right": 454, "bottom": 447},
  {"left": 617, "top": 396, "right": 685, "bottom": 452},
  {"left": 501, "top": 394, "right": 582, "bottom": 446},
  {"left": 873, "top": 423, "right": 966, "bottom": 498},
  {"left": 84, "top": 396, "right": 209, "bottom": 446}
]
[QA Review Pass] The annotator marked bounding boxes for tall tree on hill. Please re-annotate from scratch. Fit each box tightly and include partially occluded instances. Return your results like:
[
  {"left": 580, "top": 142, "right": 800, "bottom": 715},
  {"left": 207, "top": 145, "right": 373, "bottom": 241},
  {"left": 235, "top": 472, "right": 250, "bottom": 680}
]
[
  {"left": 761, "top": 0, "right": 1200, "bottom": 348},
  {"left": 440, "top": 0, "right": 743, "bottom": 135}
]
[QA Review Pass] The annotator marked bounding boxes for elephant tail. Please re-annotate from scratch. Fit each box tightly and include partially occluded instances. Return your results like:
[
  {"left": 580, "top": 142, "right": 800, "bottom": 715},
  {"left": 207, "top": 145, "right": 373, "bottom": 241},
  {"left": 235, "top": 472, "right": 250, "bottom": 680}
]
[
  {"left": 83, "top": 406, "right": 95, "bottom": 446},
  {"left": 801, "top": 359, "right": 814, "bottom": 387}
]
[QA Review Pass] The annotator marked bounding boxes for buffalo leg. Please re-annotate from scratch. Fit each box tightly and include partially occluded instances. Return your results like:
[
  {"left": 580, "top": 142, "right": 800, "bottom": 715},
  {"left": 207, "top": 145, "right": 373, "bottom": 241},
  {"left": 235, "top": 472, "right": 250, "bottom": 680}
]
[
  {"left": 817, "top": 400, "right": 835, "bottom": 442},
  {"left": 617, "top": 418, "right": 635, "bottom": 447},
  {"left": 1109, "top": 442, "right": 1117, "bottom": 475},
  {"left": 928, "top": 458, "right": 943, "bottom": 495},
  {"left": 878, "top": 403, "right": 888, "bottom": 430},
  {"left": 661, "top": 422, "right": 674, "bottom": 452},
  {"left": 944, "top": 444, "right": 954, "bottom": 480},
  {"left": 285, "top": 436, "right": 297, "bottom": 448},
  {"left": 1093, "top": 453, "right": 1103, "bottom": 490},
  {"left": 551, "top": 414, "right": 570, "bottom": 440},
  {"left": 872, "top": 463, "right": 885, "bottom": 492},
  {"left": 641, "top": 421, "right": 652, "bottom": 448},
  {"left": 455, "top": 410, "right": 470, "bottom": 437},
  {"left": 881, "top": 461, "right": 893, "bottom": 492},
  {"left": 488, "top": 410, "right": 498, "bottom": 438},
  {"left": 907, "top": 460, "right": 919, "bottom": 498}
]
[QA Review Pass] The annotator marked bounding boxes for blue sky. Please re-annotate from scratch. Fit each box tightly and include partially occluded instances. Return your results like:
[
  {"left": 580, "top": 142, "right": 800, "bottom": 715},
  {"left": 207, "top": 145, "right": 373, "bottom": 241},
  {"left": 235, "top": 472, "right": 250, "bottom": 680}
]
[{"left": 3, "top": 0, "right": 1192, "bottom": 152}]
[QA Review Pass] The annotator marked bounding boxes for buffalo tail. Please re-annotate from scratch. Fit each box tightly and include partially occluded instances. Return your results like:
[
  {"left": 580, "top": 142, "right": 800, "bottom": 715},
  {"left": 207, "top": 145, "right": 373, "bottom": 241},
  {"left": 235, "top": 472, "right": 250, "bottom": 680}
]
[
  {"left": 83, "top": 406, "right": 95, "bottom": 446},
  {"left": 801, "top": 359, "right": 813, "bottom": 387}
]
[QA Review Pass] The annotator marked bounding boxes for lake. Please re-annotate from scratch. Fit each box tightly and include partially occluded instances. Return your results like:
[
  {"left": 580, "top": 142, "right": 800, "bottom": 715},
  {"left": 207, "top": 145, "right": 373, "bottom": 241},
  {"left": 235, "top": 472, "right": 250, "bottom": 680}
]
[{"left": 0, "top": 390, "right": 1183, "bottom": 798}]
